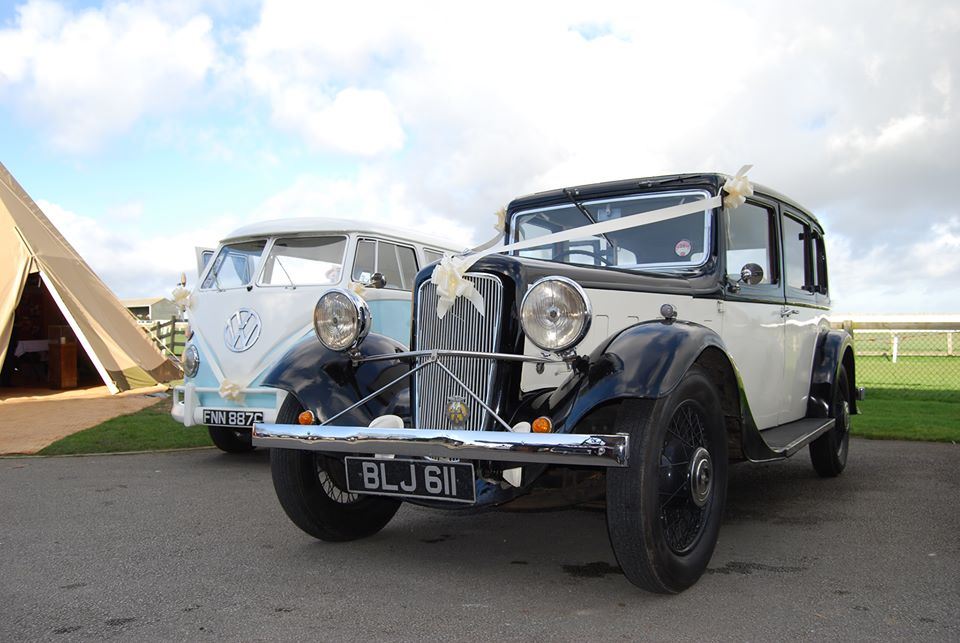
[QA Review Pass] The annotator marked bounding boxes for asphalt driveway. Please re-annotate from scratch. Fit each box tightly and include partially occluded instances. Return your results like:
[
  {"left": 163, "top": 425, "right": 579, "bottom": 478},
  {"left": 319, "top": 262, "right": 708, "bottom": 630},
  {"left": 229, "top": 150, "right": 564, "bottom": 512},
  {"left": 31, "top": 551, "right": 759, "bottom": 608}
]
[{"left": 1, "top": 438, "right": 957, "bottom": 641}]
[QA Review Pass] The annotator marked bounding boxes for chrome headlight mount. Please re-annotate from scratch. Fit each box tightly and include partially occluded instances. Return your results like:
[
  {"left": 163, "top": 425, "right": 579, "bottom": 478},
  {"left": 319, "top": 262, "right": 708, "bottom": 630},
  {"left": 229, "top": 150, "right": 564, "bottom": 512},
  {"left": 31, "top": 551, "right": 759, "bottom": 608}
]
[
  {"left": 183, "top": 343, "right": 200, "bottom": 378},
  {"left": 313, "top": 288, "right": 372, "bottom": 352},
  {"left": 520, "top": 276, "right": 592, "bottom": 354}
]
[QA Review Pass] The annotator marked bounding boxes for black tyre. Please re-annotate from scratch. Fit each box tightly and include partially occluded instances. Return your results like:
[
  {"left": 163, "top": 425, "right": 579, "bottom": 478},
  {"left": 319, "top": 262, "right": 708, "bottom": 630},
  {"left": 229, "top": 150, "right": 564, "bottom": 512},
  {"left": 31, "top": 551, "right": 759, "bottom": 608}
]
[
  {"left": 809, "top": 365, "right": 851, "bottom": 478},
  {"left": 207, "top": 426, "right": 255, "bottom": 453},
  {"left": 270, "top": 398, "right": 400, "bottom": 542},
  {"left": 606, "top": 366, "right": 728, "bottom": 593}
]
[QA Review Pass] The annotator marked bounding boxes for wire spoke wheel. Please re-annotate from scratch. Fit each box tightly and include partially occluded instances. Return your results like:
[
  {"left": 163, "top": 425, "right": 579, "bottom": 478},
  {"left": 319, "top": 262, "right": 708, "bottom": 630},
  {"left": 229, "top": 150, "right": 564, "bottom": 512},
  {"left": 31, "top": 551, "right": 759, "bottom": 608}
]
[
  {"left": 316, "top": 456, "right": 360, "bottom": 505},
  {"left": 658, "top": 401, "right": 711, "bottom": 555}
]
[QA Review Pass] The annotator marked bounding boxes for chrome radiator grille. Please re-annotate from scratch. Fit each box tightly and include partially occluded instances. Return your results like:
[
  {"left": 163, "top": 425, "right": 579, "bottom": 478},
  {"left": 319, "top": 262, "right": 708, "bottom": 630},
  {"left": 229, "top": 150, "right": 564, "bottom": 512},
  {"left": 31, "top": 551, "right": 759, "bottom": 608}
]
[{"left": 414, "top": 273, "right": 503, "bottom": 431}]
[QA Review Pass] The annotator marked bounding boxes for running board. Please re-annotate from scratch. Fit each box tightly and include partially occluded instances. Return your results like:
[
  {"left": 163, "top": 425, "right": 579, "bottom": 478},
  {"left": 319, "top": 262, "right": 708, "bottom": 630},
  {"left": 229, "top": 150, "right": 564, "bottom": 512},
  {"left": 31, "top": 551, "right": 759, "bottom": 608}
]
[{"left": 758, "top": 418, "right": 836, "bottom": 458}]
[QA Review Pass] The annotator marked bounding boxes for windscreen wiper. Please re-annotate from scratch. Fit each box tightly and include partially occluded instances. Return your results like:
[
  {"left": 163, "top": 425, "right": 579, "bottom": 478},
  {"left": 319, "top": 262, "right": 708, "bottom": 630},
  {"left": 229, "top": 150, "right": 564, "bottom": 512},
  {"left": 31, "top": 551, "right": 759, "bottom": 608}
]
[{"left": 563, "top": 188, "right": 617, "bottom": 262}]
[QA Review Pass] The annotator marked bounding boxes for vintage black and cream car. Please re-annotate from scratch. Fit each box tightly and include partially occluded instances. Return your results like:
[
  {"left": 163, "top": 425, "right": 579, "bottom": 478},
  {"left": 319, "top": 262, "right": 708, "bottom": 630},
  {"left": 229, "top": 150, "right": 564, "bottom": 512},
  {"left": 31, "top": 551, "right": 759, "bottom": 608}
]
[{"left": 253, "top": 172, "right": 862, "bottom": 593}]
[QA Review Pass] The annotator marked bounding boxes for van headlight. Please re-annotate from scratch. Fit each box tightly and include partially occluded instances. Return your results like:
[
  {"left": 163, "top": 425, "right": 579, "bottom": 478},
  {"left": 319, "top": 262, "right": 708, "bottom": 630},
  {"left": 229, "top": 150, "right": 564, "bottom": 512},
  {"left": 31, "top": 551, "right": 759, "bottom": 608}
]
[
  {"left": 520, "top": 276, "right": 592, "bottom": 353},
  {"left": 183, "top": 344, "right": 200, "bottom": 378},
  {"left": 313, "top": 289, "right": 372, "bottom": 351}
]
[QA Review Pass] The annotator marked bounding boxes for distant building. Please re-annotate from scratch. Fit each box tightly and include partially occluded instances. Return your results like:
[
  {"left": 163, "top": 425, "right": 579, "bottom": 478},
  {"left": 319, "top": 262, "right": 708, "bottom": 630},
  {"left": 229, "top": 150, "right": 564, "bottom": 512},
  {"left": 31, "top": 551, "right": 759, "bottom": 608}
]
[{"left": 122, "top": 297, "right": 178, "bottom": 322}]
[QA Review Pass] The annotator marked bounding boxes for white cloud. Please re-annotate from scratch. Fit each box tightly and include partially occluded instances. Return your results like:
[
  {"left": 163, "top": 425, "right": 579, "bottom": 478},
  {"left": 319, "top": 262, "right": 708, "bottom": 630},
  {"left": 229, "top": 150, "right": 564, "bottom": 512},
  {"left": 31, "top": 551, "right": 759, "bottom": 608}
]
[
  {"left": 0, "top": 0, "right": 218, "bottom": 152},
  {"left": 253, "top": 171, "right": 474, "bottom": 247},
  {"left": 38, "top": 199, "right": 237, "bottom": 298}
]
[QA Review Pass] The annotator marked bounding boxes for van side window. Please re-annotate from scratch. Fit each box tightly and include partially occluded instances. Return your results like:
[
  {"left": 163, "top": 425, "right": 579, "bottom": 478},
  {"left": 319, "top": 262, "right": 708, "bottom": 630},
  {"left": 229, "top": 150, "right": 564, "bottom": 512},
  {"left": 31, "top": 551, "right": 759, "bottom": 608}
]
[
  {"left": 351, "top": 239, "right": 419, "bottom": 291},
  {"left": 423, "top": 249, "right": 444, "bottom": 265},
  {"left": 725, "top": 201, "right": 777, "bottom": 285}
]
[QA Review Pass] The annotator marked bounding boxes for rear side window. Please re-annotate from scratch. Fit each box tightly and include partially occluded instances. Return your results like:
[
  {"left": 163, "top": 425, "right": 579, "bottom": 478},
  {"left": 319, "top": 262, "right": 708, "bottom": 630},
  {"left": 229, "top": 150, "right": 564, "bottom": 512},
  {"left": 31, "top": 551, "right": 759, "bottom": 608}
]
[
  {"left": 352, "top": 239, "right": 420, "bottom": 290},
  {"left": 725, "top": 201, "right": 777, "bottom": 285},
  {"left": 782, "top": 215, "right": 812, "bottom": 292}
]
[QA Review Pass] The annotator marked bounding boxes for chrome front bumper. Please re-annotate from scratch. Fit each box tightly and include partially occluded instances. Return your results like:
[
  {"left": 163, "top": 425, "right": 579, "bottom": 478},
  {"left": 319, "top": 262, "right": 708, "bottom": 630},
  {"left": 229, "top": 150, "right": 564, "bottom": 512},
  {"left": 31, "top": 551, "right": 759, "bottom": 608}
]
[
  {"left": 252, "top": 424, "right": 629, "bottom": 467},
  {"left": 171, "top": 384, "right": 287, "bottom": 427}
]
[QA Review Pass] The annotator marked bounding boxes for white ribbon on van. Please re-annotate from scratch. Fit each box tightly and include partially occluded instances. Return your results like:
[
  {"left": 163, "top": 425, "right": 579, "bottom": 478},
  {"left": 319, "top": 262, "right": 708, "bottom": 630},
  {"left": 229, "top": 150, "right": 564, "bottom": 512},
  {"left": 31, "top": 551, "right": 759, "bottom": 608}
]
[{"left": 431, "top": 166, "right": 754, "bottom": 318}]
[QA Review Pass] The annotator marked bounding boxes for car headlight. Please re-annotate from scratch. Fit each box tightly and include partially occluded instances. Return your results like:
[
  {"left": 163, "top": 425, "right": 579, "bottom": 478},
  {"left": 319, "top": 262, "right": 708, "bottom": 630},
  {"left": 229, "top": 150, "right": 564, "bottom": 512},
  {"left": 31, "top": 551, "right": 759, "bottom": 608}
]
[
  {"left": 313, "top": 288, "right": 372, "bottom": 351},
  {"left": 183, "top": 344, "right": 200, "bottom": 378},
  {"left": 520, "top": 276, "right": 592, "bottom": 353}
]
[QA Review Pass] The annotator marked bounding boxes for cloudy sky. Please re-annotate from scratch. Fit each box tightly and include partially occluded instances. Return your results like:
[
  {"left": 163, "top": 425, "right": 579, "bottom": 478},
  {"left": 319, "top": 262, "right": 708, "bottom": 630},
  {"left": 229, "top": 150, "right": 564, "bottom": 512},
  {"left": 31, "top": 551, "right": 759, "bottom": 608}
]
[{"left": 1, "top": 0, "right": 957, "bottom": 313}]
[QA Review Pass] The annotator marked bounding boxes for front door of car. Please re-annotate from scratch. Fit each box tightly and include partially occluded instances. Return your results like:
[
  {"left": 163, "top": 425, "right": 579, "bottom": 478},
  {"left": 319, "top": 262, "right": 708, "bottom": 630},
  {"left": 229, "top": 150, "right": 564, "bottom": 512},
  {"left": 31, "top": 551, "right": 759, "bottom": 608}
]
[
  {"left": 720, "top": 198, "right": 786, "bottom": 430},
  {"left": 779, "top": 211, "right": 829, "bottom": 425}
]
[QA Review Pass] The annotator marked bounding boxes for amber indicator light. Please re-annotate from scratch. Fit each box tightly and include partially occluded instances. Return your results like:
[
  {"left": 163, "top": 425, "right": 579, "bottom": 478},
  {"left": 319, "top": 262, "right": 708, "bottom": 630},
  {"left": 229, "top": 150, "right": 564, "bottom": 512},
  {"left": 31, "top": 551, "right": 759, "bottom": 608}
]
[
  {"left": 298, "top": 410, "right": 316, "bottom": 425},
  {"left": 532, "top": 416, "right": 553, "bottom": 433}
]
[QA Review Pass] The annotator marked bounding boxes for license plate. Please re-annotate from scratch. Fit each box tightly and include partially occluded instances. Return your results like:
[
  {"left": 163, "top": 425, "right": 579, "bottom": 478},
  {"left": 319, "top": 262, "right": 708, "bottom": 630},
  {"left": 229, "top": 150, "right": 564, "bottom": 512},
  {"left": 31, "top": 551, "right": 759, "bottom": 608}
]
[
  {"left": 344, "top": 457, "right": 476, "bottom": 504},
  {"left": 202, "top": 409, "right": 263, "bottom": 428}
]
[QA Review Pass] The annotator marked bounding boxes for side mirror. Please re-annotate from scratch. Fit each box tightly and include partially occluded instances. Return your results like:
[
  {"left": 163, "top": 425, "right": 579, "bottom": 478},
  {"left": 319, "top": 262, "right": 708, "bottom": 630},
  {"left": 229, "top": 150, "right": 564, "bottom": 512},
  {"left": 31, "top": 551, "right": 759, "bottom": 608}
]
[
  {"left": 739, "top": 263, "right": 764, "bottom": 286},
  {"left": 367, "top": 272, "right": 387, "bottom": 289}
]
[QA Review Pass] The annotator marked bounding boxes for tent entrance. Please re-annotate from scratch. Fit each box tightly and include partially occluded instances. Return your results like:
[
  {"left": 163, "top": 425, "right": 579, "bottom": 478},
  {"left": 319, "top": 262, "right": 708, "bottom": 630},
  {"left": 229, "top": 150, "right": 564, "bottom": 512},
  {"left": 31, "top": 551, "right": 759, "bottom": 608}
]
[{"left": 0, "top": 273, "right": 101, "bottom": 390}]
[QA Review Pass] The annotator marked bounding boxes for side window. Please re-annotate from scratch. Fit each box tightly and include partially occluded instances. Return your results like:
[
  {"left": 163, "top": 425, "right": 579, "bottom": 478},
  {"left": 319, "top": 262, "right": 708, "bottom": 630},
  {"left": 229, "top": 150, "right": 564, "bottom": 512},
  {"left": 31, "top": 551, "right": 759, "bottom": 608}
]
[
  {"left": 351, "top": 240, "right": 376, "bottom": 283},
  {"left": 396, "top": 244, "right": 419, "bottom": 288},
  {"left": 811, "top": 231, "right": 828, "bottom": 295},
  {"left": 782, "top": 215, "right": 813, "bottom": 293},
  {"left": 423, "top": 249, "right": 444, "bottom": 265},
  {"left": 351, "top": 239, "right": 419, "bottom": 290},
  {"left": 725, "top": 201, "right": 777, "bottom": 285}
]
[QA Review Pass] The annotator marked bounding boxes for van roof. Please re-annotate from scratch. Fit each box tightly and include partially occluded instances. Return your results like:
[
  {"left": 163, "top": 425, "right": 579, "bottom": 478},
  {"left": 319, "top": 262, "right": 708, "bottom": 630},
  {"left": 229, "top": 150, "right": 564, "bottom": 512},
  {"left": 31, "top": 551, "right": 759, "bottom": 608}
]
[{"left": 220, "top": 217, "right": 466, "bottom": 251}]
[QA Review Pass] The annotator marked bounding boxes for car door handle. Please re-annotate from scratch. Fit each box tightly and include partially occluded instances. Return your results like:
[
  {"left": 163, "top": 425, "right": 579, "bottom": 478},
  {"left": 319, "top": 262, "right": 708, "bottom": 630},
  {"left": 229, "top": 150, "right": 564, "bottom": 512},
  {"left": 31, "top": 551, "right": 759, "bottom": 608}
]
[{"left": 780, "top": 307, "right": 800, "bottom": 318}]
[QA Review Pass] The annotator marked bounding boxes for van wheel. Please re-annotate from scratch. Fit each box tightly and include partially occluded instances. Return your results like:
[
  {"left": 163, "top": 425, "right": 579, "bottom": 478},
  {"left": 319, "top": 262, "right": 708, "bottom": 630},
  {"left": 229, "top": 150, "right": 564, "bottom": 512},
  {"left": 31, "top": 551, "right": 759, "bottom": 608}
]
[
  {"left": 269, "top": 398, "right": 400, "bottom": 541},
  {"left": 606, "top": 366, "right": 728, "bottom": 593},
  {"left": 809, "top": 365, "right": 851, "bottom": 477},
  {"left": 207, "top": 426, "right": 255, "bottom": 453}
]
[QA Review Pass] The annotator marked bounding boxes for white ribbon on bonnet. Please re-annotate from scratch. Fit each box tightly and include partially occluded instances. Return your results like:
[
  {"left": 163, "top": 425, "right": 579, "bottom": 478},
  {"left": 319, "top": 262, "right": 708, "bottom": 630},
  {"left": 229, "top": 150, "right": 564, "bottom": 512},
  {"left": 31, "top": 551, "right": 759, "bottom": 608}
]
[{"left": 430, "top": 166, "right": 754, "bottom": 319}]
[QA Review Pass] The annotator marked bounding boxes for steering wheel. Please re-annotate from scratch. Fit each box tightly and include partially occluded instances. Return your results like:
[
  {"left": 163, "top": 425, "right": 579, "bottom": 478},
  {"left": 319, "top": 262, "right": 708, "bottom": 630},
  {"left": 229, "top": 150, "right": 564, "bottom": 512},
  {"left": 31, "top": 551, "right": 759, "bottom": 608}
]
[{"left": 552, "top": 247, "right": 613, "bottom": 266}]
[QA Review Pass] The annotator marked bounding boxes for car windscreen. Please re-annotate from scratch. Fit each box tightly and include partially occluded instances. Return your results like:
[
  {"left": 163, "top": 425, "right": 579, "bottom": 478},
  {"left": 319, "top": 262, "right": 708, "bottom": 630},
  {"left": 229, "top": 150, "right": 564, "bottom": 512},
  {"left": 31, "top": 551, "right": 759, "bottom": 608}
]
[
  {"left": 258, "top": 236, "right": 347, "bottom": 287},
  {"left": 201, "top": 240, "right": 267, "bottom": 290},
  {"left": 512, "top": 190, "right": 712, "bottom": 271}
]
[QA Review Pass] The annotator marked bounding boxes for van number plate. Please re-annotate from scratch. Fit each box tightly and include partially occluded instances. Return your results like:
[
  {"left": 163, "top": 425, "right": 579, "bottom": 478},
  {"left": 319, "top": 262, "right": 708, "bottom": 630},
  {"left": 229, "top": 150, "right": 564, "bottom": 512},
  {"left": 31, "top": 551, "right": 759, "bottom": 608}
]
[
  {"left": 202, "top": 409, "right": 263, "bottom": 428},
  {"left": 344, "top": 457, "right": 476, "bottom": 504}
]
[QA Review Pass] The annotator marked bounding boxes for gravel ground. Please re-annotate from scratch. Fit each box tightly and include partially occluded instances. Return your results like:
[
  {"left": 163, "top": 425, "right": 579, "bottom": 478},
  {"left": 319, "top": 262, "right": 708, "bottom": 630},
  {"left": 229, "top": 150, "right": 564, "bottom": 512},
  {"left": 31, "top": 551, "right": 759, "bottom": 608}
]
[{"left": 1, "top": 438, "right": 958, "bottom": 641}]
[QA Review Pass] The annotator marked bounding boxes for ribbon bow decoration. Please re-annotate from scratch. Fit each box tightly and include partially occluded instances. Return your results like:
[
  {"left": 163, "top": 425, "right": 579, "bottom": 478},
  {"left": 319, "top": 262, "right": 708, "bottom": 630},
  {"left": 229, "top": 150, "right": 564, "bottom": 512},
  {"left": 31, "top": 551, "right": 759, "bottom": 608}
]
[
  {"left": 722, "top": 164, "right": 754, "bottom": 210},
  {"left": 347, "top": 281, "right": 367, "bottom": 298},
  {"left": 431, "top": 253, "right": 485, "bottom": 319},
  {"left": 171, "top": 285, "right": 193, "bottom": 312},
  {"left": 430, "top": 166, "right": 754, "bottom": 318},
  {"left": 218, "top": 379, "right": 245, "bottom": 403}
]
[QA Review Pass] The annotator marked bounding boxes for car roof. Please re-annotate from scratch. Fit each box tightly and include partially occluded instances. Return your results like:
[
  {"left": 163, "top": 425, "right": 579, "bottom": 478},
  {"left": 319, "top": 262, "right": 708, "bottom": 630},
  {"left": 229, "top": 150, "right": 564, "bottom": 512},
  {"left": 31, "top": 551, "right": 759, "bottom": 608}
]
[
  {"left": 219, "top": 217, "right": 465, "bottom": 250},
  {"left": 507, "top": 172, "right": 824, "bottom": 232}
]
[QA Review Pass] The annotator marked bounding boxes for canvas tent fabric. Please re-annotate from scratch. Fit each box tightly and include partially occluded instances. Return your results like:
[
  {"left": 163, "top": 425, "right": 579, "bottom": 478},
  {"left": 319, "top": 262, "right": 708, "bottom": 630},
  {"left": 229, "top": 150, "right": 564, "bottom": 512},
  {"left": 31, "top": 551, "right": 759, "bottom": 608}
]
[{"left": 0, "top": 162, "right": 181, "bottom": 392}]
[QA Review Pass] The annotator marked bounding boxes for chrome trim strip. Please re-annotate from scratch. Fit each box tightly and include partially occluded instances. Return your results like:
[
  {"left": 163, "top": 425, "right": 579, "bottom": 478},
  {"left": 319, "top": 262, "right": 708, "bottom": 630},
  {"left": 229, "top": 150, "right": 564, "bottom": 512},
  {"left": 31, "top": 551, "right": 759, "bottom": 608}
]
[
  {"left": 252, "top": 424, "right": 629, "bottom": 467},
  {"left": 357, "top": 349, "right": 556, "bottom": 364}
]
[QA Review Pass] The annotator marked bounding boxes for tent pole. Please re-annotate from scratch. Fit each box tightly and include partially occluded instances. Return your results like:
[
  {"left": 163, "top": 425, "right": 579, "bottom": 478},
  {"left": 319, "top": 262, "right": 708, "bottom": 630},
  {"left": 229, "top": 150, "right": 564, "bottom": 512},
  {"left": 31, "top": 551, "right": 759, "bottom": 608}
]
[{"left": 38, "top": 269, "right": 120, "bottom": 394}]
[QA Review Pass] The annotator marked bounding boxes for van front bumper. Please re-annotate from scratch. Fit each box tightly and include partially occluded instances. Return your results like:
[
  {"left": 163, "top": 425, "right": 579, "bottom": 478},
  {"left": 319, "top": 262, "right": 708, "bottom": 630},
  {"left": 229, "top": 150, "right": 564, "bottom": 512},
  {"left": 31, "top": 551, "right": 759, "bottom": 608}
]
[
  {"left": 172, "top": 383, "right": 287, "bottom": 427},
  {"left": 252, "top": 423, "right": 629, "bottom": 467}
]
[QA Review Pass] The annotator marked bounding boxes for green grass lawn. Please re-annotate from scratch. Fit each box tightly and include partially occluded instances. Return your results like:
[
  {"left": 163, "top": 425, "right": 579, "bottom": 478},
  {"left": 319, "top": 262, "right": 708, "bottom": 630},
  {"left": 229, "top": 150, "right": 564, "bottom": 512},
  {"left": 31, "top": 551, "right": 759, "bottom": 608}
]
[
  {"left": 851, "top": 392, "right": 959, "bottom": 443},
  {"left": 39, "top": 399, "right": 212, "bottom": 455},
  {"left": 34, "top": 351, "right": 960, "bottom": 455}
]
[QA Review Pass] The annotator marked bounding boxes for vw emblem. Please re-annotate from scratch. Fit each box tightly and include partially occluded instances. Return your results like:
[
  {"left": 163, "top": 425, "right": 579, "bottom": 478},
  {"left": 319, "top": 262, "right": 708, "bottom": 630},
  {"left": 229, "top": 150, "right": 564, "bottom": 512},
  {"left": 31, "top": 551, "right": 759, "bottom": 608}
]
[
  {"left": 224, "top": 308, "right": 262, "bottom": 353},
  {"left": 446, "top": 396, "right": 469, "bottom": 427}
]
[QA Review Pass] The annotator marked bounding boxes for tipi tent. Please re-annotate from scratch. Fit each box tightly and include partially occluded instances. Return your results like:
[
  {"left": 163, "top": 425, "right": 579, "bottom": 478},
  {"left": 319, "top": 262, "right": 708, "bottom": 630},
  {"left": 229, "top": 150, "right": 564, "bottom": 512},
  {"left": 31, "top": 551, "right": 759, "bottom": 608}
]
[{"left": 0, "top": 162, "right": 181, "bottom": 392}]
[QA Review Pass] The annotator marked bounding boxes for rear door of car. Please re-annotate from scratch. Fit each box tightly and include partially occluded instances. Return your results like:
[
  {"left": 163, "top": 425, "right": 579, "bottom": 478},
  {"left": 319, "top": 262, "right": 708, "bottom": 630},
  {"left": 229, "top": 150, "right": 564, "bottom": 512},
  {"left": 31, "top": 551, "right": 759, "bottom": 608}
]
[{"left": 780, "top": 209, "right": 829, "bottom": 424}]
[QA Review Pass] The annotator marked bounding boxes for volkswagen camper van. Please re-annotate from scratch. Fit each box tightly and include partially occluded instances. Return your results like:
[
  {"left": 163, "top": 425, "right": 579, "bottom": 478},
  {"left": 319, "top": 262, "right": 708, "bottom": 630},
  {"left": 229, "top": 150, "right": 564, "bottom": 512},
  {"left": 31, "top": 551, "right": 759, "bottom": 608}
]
[{"left": 171, "top": 218, "right": 462, "bottom": 452}]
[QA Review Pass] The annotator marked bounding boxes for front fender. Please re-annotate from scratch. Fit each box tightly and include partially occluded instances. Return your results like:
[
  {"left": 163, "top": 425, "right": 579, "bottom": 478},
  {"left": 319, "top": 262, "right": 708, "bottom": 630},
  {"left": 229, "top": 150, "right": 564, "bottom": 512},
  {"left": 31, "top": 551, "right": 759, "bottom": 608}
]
[
  {"left": 527, "top": 320, "right": 728, "bottom": 433},
  {"left": 261, "top": 333, "right": 411, "bottom": 424}
]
